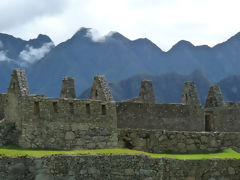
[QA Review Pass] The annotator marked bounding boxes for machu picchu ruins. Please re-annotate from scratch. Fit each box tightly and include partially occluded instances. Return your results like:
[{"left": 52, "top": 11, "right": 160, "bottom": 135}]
[
  {"left": 1, "top": 69, "right": 240, "bottom": 179},
  {"left": 1, "top": 68, "right": 240, "bottom": 152}
]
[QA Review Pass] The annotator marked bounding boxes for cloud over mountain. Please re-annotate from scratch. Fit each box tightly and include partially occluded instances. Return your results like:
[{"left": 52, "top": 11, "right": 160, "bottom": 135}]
[
  {"left": 19, "top": 42, "right": 54, "bottom": 67},
  {"left": 0, "top": 51, "right": 12, "bottom": 62}
]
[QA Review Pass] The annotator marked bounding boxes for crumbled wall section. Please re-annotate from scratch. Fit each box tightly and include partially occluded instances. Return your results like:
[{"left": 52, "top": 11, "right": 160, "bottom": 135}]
[
  {"left": 0, "top": 155, "right": 240, "bottom": 179},
  {"left": 89, "top": 76, "right": 114, "bottom": 101},
  {"left": 0, "top": 93, "right": 7, "bottom": 120},
  {"left": 138, "top": 80, "right": 156, "bottom": 103},
  {"left": 60, "top": 77, "right": 76, "bottom": 98},
  {"left": 117, "top": 102, "right": 204, "bottom": 131},
  {"left": 181, "top": 81, "right": 201, "bottom": 106},
  {"left": 118, "top": 129, "right": 240, "bottom": 153},
  {"left": 8, "top": 69, "right": 29, "bottom": 96},
  {"left": 17, "top": 96, "right": 118, "bottom": 149},
  {"left": 205, "top": 85, "right": 224, "bottom": 108}
]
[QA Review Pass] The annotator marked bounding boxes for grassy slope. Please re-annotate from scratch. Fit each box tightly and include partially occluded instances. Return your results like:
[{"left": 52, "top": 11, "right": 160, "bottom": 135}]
[{"left": 0, "top": 147, "right": 240, "bottom": 160}]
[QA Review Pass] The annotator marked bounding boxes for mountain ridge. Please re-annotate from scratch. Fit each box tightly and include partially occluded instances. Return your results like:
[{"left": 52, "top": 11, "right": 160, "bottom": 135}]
[{"left": 1, "top": 28, "right": 240, "bottom": 99}]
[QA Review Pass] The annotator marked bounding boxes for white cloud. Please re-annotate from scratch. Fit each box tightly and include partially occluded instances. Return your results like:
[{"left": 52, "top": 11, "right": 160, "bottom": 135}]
[
  {"left": 19, "top": 42, "right": 54, "bottom": 66},
  {"left": 0, "top": 51, "right": 13, "bottom": 62},
  {"left": 2, "top": 0, "right": 240, "bottom": 51},
  {"left": 0, "top": 0, "right": 67, "bottom": 31},
  {"left": 85, "top": 29, "right": 116, "bottom": 42}
]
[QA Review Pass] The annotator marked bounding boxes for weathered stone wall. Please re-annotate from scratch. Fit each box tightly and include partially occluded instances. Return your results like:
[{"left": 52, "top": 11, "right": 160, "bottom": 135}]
[
  {"left": 162, "top": 158, "right": 240, "bottom": 179},
  {"left": 16, "top": 96, "right": 118, "bottom": 149},
  {"left": 89, "top": 76, "right": 114, "bottom": 101},
  {"left": 205, "top": 102, "right": 240, "bottom": 132},
  {"left": 60, "top": 77, "right": 76, "bottom": 98},
  {"left": 181, "top": 81, "right": 201, "bottom": 106},
  {"left": 0, "top": 155, "right": 240, "bottom": 179},
  {"left": 0, "top": 122, "right": 19, "bottom": 146},
  {"left": 205, "top": 85, "right": 224, "bottom": 108},
  {"left": 117, "top": 102, "right": 204, "bottom": 131},
  {"left": 0, "top": 93, "right": 7, "bottom": 120},
  {"left": 118, "top": 129, "right": 240, "bottom": 153}
]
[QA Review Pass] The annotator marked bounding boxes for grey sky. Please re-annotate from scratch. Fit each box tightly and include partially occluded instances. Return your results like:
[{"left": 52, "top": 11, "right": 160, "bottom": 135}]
[{"left": 1, "top": 0, "right": 240, "bottom": 51}]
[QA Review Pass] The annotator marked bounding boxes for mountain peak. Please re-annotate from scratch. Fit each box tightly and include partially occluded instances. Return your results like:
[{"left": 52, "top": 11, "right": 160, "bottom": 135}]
[
  {"left": 72, "top": 27, "right": 92, "bottom": 39},
  {"left": 36, "top": 34, "right": 52, "bottom": 42},
  {"left": 108, "top": 32, "right": 129, "bottom": 42},
  {"left": 169, "top": 40, "right": 194, "bottom": 52},
  {"left": 132, "top": 38, "right": 164, "bottom": 53},
  {"left": 175, "top": 40, "right": 194, "bottom": 48}
]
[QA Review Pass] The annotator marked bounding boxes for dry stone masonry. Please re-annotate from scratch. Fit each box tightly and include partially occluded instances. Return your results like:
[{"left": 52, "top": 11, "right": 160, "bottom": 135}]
[
  {"left": 205, "top": 85, "right": 224, "bottom": 108},
  {"left": 1, "top": 69, "right": 240, "bottom": 153},
  {"left": 0, "top": 155, "right": 240, "bottom": 179},
  {"left": 181, "top": 81, "right": 201, "bottom": 106},
  {"left": 8, "top": 69, "right": 29, "bottom": 96},
  {"left": 118, "top": 129, "right": 240, "bottom": 153},
  {"left": 138, "top": 80, "right": 156, "bottom": 103},
  {"left": 60, "top": 77, "right": 76, "bottom": 98},
  {"left": 2, "top": 69, "right": 240, "bottom": 178},
  {"left": 89, "top": 76, "right": 114, "bottom": 101}
]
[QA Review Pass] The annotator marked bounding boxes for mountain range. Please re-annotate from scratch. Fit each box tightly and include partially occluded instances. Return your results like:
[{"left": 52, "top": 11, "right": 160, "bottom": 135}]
[
  {"left": 80, "top": 70, "right": 240, "bottom": 105},
  {"left": 1, "top": 27, "right": 240, "bottom": 103}
]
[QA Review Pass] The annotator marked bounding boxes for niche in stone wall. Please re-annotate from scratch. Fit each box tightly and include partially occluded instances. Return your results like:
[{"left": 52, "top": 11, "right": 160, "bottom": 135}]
[
  {"left": 86, "top": 104, "right": 90, "bottom": 114},
  {"left": 95, "top": 90, "right": 98, "bottom": 98},
  {"left": 102, "top": 104, "right": 106, "bottom": 115},
  {"left": 53, "top": 102, "right": 58, "bottom": 113},
  {"left": 34, "top": 102, "right": 40, "bottom": 114},
  {"left": 205, "top": 114, "right": 213, "bottom": 131},
  {"left": 69, "top": 102, "right": 74, "bottom": 114}
]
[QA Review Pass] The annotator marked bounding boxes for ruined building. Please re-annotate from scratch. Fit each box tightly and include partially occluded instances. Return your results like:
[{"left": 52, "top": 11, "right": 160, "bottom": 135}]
[{"left": 1, "top": 69, "right": 240, "bottom": 153}]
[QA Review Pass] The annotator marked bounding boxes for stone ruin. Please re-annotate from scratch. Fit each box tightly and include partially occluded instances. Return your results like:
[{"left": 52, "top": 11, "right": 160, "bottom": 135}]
[
  {"left": 8, "top": 69, "right": 30, "bottom": 96},
  {"left": 89, "top": 76, "right": 113, "bottom": 101},
  {"left": 181, "top": 81, "right": 201, "bottom": 106},
  {"left": 126, "top": 80, "right": 156, "bottom": 103},
  {"left": 138, "top": 80, "right": 156, "bottom": 103},
  {"left": 60, "top": 77, "right": 76, "bottom": 98},
  {"left": 205, "top": 85, "right": 224, "bottom": 108},
  {"left": 1, "top": 69, "right": 240, "bottom": 153}
]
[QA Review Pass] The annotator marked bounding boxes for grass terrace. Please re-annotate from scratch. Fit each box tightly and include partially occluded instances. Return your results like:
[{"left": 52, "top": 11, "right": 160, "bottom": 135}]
[{"left": 0, "top": 145, "right": 240, "bottom": 159}]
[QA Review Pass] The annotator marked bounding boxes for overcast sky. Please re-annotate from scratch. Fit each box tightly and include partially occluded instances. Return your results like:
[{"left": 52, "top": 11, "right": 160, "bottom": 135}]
[{"left": 1, "top": 0, "right": 240, "bottom": 51}]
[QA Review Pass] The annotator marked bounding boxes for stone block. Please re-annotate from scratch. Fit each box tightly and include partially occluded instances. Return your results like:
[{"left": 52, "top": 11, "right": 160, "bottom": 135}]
[{"left": 65, "top": 132, "right": 75, "bottom": 140}]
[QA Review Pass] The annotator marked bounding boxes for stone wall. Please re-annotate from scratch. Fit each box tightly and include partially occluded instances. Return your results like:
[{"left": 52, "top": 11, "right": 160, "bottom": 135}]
[
  {"left": 0, "top": 122, "right": 19, "bottom": 146},
  {"left": 205, "top": 102, "right": 240, "bottom": 132},
  {"left": 16, "top": 96, "right": 118, "bottom": 149},
  {"left": 118, "top": 129, "right": 240, "bottom": 153},
  {"left": 0, "top": 155, "right": 240, "bottom": 179},
  {"left": 0, "top": 93, "right": 7, "bottom": 120},
  {"left": 162, "top": 158, "right": 240, "bottom": 179},
  {"left": 117, "top": 102, "right": 204, "bottom": 131}
]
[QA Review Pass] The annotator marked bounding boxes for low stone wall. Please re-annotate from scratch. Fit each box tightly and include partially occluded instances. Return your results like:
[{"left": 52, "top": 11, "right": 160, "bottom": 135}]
[
  {"left": 0, "top": 155, "right": 163, "bottom": 180},
  {"left": 0, "top": 121, "right": 19, "bottom": 146},
  {"left": 163, "top": 158, "right": 240, "bottom": 179},
  {"left": 116, "top": 102, "right": 204, "bottom": 131},
  {"left": 118, "top": 129, "right": 240, "bottom": 153},
  {"left": 0, "top": 155, "right": 240, "bottom": 179}
]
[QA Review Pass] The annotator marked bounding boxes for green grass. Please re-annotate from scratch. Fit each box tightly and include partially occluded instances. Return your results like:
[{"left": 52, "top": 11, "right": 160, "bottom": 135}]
[{"left": 0, "top": 146, "right": 240, "bottom": 159}]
